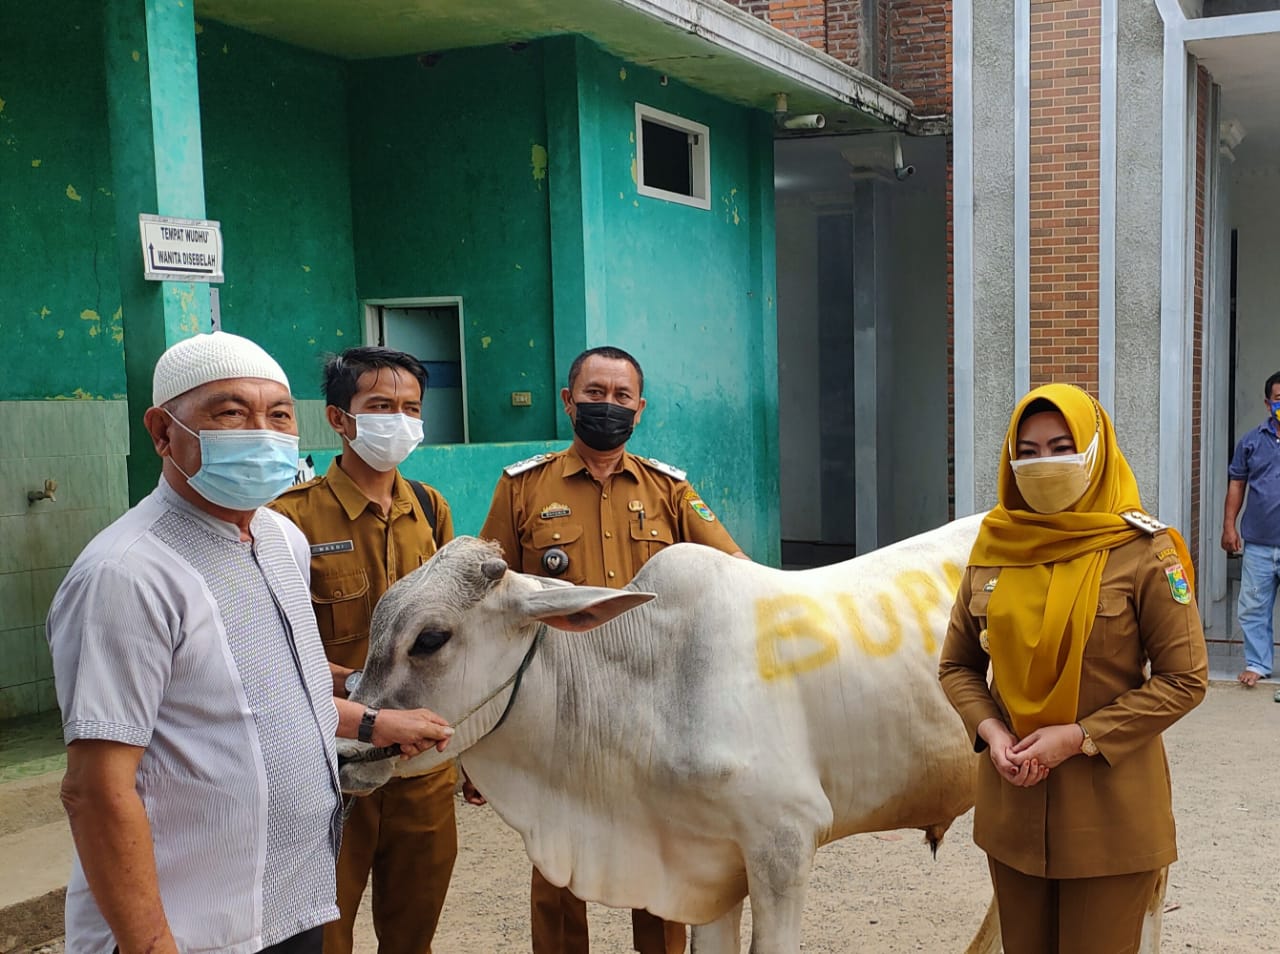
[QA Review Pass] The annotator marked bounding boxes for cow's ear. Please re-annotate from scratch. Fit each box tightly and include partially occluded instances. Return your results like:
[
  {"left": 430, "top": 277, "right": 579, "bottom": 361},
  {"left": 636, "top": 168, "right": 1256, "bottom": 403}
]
[{"left": 520, "top": 587, "right": 655, "bottom": 632}]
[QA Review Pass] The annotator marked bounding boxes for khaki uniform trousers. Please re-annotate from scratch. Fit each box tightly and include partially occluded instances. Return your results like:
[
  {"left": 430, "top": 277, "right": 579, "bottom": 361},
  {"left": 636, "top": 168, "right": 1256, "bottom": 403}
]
[
  {"left": 989, "top": 858, "right": 1161, "bottom": 954},
  {"left": 327, "top": 768, "right": 458, "bottom": 954},
  {"left": 530, "top": 867, "right": 686, "bottom": 954}
]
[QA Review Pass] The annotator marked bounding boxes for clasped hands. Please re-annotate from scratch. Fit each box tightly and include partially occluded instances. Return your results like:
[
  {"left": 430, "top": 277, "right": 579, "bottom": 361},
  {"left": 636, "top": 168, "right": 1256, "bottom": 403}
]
[{"left": 977, "top": 718, "right": 1085, "bottom": 788}]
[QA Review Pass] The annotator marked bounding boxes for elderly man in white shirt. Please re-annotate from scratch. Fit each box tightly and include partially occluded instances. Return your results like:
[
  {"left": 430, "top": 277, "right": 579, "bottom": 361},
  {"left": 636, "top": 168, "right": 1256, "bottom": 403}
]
[{"left": 47, "top": 332, "right": 453, "bottom": 954}]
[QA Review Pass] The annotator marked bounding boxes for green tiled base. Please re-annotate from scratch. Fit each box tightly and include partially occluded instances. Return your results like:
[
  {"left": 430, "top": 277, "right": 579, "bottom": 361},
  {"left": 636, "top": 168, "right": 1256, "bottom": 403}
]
[{"left": 0, "top": 709, "right": 65, "bottom": 783}]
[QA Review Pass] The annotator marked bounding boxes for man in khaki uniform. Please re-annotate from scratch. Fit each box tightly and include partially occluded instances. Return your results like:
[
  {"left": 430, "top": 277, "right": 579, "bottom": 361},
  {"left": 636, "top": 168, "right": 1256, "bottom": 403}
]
[
  {"left": 270, "top": 347, "right": 457, "bottom": 954},
  {"left": 479, "top": 345, "right": 746, "bottom": 954}
]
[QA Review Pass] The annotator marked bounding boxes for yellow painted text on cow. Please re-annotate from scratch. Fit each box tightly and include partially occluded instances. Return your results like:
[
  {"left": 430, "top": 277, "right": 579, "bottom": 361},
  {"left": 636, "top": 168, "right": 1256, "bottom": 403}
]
[{"left": 754, "top": 562, "right": 963, "bottom": 681}]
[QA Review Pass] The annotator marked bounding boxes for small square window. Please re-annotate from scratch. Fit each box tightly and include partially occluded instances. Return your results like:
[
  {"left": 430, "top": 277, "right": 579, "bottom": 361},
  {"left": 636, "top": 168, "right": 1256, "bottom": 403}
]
[{"left": 635, "top": 103, "right": 711, "bottom": 210}]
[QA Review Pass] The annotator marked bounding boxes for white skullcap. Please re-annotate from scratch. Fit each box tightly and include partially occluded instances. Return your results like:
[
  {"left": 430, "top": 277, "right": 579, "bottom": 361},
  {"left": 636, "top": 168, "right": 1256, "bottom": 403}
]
[{"left": 152, "top": 331, "right": 291, "bottom": 406}]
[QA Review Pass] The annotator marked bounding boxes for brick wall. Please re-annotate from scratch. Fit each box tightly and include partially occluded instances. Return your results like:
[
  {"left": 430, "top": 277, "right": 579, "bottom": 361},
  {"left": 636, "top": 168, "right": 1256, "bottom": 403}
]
[
  {"left": 1028, "top": 1, "right": 1100, "bottom": 391},
  {"left": 724, "top": 0, "right": 953, "bottom": 104},
  {"left": 888, "top": 1, "right": 952, "bottom": 113},
  {"left": 765, "top": 0, "right": 830, "bottom": 50},
  {"left": 826, "top": 0, "right": 861, "bottom": 65},
  {"left": 734, "top": 0, "right": 773, "bottom": 18}
]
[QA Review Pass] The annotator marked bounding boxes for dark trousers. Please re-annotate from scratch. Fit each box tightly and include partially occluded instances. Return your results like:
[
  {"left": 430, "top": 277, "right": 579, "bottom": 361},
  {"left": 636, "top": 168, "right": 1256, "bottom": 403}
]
[
  {"left": 327, "top": 767, "right": 459, "bottom": 954},
  {"left": 988, "top": 858, "right": 1161, "bottom": 954},
  {"left": 530, "top": 866, "right": 686, "bottom": 954},
  {"left": 263, "top": 926, "right": 325, "bottom": 954}
]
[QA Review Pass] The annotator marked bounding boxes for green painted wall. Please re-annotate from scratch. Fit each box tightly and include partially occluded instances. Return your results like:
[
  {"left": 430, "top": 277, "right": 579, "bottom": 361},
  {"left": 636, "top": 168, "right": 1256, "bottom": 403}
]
[
  {"left": 342, "top": 39, "right": 778, "bottom": 561},
  {"left": 566, "top": 40, "right": 780, "bottom": 562},
  {"left": 346, "top": 44, "right": 557, "bottom": 441},
  {"left": 0, "top": 5, "right": 135, "bottom": 719},
  {"left": 197, "top": 22, "right": 360, "bottom": 399},
  {"left": 0, "top": 2, "right": 126, "bottom": 401},
  {"left": 0, "top": 20, "right": 781, "bottom": 719}
]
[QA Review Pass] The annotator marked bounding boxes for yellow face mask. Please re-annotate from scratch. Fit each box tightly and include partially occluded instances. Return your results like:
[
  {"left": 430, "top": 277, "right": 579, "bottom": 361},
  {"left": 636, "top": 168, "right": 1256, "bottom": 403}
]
[{"left": 1008, "top": 432, "right": 1099, "bottom": 514}]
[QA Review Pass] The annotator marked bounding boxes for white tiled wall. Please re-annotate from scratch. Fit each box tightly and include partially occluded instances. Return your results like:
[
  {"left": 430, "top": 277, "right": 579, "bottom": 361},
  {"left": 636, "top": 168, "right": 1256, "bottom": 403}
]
[{"left": 0, "top": 400, "right": 130, "bottom": 718}]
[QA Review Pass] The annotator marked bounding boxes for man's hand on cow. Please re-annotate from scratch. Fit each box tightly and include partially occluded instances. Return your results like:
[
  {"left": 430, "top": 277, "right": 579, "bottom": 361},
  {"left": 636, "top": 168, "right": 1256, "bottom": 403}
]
[
  {"left": 1009, "top": 723, "right": 1083, "bottom": 772},
  {"left": 977, "top": 717, "right": 1049, "bottom": 788},
  {"left": 372, "top": 708, "right": 455, "bottom": 757}
]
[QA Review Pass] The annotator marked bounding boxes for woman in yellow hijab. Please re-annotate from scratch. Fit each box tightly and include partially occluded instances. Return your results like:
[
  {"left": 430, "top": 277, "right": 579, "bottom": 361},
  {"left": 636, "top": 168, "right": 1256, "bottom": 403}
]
[{"left": 939, "top": 384, "right": 1208, "bottom": 954}]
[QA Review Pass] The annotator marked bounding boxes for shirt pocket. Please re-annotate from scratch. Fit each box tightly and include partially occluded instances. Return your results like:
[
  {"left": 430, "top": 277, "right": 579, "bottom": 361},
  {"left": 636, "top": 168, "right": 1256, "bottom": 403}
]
[
  {"left": 311, "top": 568, "right": 371, "bottom": 645},
  {"left": 966, "top": 590, "right": 991, "bottom": 623},
  {"left": 631, "top": 519, "right": 675, "bottom": 564},
  {"left": 528, "top": 523, "right": 587, "bottom": 584},
  {"left": 1084, "top": 587, "right": 1133, "bottom": 658}
]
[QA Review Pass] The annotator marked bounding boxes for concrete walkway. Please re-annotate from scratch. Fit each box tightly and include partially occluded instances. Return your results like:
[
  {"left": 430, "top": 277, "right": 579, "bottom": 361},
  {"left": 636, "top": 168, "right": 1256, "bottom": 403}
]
[
  {"left": 0, "top": 711, "right": 69, "bottom": 953},
  {"left": 0, "top": 772, "right": 69, "bottom": 951}
]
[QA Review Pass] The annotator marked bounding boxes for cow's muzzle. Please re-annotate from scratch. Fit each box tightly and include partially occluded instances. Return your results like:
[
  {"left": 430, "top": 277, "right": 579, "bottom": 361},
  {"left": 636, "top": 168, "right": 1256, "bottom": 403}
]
[{"left": 337, "top": 741, "right": 398, "bottom": 794}]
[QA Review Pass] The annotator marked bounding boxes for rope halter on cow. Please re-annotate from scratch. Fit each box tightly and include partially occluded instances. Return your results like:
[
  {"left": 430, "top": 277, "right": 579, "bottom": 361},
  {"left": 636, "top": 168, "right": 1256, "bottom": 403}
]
[{"left": 337, "top": 623, "right": 548, "bottom": 769}]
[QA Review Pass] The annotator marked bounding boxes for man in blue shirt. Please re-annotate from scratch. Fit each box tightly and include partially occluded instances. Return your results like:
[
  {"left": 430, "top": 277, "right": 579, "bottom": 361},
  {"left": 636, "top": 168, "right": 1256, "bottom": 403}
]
[{"left": 1222, "top": 370, "right": 1280, "bottom": 687}]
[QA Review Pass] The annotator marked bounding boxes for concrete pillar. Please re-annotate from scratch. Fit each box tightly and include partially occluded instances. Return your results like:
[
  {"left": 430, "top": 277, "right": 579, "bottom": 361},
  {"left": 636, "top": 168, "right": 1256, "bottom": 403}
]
[
  {"left": 104, "top": 0, "right": 210, "bottom": 500},
  {"left": 817, "top": 213, "right": 856, "bottom": 547},
  {"left": 968, "top": 0, "right": 1019, "bottom": 511},
  {"left": 852, "top": 179, "right": 882, "bottom": 554},
  {"left": 743, "top": 110, "right": 781, "bottom": 566}
]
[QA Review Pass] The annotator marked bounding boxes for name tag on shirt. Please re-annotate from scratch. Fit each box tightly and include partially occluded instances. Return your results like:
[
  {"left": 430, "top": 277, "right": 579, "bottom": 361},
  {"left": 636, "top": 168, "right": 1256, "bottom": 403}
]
[{"left": 310, "top": 540, "right": 354, "bottom": 556}]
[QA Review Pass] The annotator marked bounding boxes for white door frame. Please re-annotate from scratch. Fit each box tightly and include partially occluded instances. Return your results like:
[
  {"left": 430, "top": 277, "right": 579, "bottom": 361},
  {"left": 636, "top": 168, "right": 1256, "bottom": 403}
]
[{"left": 1156, "top": 5, "right": 1280, "bottom": 611}]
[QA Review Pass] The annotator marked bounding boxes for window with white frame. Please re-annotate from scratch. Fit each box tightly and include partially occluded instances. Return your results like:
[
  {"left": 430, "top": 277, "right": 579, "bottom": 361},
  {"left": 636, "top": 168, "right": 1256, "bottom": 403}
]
[{"left": 635, "top": 103, "right": 711, "bottom": 210}]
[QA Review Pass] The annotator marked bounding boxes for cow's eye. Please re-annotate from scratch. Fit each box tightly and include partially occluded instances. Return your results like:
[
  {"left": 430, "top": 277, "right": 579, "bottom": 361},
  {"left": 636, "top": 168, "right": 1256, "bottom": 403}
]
[{"left": 410, "top": 629, "right": 452, "bottom": 656}]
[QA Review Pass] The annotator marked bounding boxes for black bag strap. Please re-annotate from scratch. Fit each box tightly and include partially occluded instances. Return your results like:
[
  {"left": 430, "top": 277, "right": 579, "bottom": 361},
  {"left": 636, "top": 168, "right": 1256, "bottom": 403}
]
[{"left": 408, "top": 480, "right": 439, "bottom": 544}]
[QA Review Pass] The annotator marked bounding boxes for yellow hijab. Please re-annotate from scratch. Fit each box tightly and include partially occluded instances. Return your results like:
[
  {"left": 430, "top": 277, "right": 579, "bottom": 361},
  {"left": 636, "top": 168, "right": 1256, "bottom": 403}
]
[{"left": 969, "top": 384, "right": 1193, "bottom": 736}]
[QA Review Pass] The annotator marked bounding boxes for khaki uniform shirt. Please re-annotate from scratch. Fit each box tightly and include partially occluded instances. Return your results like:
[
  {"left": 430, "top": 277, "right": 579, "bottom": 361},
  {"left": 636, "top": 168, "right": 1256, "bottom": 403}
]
[
  {"left": 939, "top": 529, "right": 1208, "bottom": 879},
  {"left": 479, "top": 447, "right": 740, "bottom": 587},
  {"left": 269, "top": 458, "right": 454, "bottom": 671}
]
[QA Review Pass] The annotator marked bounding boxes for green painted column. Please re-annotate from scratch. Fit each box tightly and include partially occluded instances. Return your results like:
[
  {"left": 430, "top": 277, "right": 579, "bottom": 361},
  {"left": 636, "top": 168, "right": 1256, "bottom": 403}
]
[
  {"left": 544, "top": 35, "right": 608, "bottom": 435},
  {"left": 104, "top": 0, "right": 210, "bottom": 501},
  {"left": 746, "top": 113, "right": 781, "bottom": 566}
]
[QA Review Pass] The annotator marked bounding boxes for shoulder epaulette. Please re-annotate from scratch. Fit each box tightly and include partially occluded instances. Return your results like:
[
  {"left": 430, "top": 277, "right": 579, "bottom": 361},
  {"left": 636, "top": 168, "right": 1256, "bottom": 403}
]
[
  {"left": 638, "top": 456, "right": 687, "bottom": 481},
  {"left": 276, "top": 475, "right": 322, "bottom": 496},
  {"left": 1120, "top": 510, "right": 1168, "bottom": 535},
  {"left": 503, "top": 453, "right": 554, "bottom": 477}
]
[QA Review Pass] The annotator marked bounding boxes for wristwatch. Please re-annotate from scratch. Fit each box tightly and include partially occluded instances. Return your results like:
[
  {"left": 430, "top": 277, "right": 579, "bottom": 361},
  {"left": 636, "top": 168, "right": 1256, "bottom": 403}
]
[
  {"left": 1078, "top": 722, "right": 1099, "bottom": 757},
  {"left": 358, "top": 706, "right": 380, "bottom": 744},
  {"left": 344, "top": 670, "right": 363, "bottom": 696}
]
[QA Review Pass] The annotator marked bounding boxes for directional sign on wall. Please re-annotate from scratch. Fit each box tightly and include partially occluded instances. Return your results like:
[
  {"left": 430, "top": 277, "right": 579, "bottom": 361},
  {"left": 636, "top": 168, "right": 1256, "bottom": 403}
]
[{"left": 139, "top": 213, "right": 224, "bottom": 283}]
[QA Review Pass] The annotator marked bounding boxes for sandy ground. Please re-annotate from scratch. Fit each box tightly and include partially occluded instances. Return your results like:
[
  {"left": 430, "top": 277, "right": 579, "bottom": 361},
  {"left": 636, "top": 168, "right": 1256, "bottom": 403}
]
[
  {"left": 17, "top": 682, "right": 1275, "bottom": 953},
  {"left": 350, "top": 681, "right": 1279, "bottom": 953}
]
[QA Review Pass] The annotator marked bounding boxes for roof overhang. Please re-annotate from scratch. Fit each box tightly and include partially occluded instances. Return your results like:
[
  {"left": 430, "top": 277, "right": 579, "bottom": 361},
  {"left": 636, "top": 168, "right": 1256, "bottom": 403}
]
[{"left": 194, "top": 0, "right": 914, "bottom": 134}]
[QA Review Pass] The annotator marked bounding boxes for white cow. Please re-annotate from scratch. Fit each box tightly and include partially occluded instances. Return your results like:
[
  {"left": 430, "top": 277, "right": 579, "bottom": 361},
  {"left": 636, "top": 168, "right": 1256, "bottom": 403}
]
[{"left": 341, "top": 516, "right": 1165, "bottom": 953}]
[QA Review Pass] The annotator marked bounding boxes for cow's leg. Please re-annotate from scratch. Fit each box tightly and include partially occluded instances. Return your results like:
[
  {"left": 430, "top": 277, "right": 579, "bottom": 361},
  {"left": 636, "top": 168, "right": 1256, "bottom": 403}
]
[
  {"left": 690, "top": 901, "right": 743, "bottom": 954},
  {"left": 741, "top": 831, "right": 814, "bottom": 954},
  {"left": 1136, "top": 866, "right": 1168, "bottom": 954}
]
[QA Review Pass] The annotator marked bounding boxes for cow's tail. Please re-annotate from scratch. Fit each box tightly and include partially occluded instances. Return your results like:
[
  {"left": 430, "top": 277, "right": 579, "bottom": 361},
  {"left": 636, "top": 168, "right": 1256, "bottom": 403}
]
[{"left": 922, "top": 822, "right": 950, "bottom": 858}]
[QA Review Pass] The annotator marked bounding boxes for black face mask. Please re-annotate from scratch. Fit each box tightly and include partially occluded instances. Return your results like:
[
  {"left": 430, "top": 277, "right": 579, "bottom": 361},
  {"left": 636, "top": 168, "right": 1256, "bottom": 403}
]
[{"left": 572, "top": 400, "right": 636, "bottom": 451}]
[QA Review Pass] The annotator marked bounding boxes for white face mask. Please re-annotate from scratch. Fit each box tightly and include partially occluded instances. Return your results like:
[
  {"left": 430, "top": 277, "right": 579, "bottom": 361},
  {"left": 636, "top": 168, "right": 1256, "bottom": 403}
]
[
  {"left": 1008, "top": 431, "right": 1099, "bottom": 514},
  {"left": 344, "top": 412, "right": 424, "bottom": 472}
]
